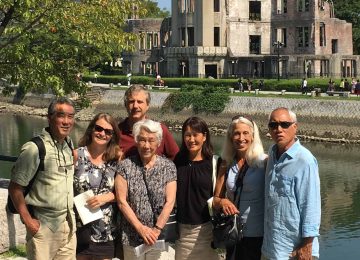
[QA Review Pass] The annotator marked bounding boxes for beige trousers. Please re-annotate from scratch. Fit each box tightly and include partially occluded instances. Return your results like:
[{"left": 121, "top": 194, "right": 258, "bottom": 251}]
[
  {"left": 175, "top": 222, "right": 219, "bottom": 260},
  {"left": 26, "top": 220, "right": 76, "bottom": 260}
]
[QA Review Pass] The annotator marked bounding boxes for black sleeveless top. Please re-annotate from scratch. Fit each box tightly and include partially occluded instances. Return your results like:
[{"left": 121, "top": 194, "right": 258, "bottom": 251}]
[{"left": 175, "top": 153, "right": 213, "bottom": 225}]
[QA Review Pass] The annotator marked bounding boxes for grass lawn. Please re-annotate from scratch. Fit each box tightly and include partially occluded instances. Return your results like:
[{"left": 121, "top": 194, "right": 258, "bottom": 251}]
[{"left": 0, "top": 245, "right": 26, "bottom": 258}]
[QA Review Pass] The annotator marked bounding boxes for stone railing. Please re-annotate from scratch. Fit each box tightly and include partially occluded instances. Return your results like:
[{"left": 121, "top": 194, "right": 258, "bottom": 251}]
[{"left": 0, "top": 181, "right": 26, "bottom": 254}]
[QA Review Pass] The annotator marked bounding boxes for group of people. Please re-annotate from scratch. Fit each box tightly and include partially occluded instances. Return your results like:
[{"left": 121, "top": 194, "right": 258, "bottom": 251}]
[{"left": 8, "top": 85, "right": 321, "bottom": 260}]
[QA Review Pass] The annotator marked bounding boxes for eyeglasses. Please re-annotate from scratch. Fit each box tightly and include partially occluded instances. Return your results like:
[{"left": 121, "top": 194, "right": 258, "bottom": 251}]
[
  {"left": 268, "top": 121, "right": 295, "bottom": 129},
  {"left": 94, "top": 124, "right": 114, "bottom": 136}
]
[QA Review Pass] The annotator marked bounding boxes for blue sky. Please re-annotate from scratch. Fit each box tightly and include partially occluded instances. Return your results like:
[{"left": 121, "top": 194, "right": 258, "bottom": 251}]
[{"left": 156, "top": 0, "right": 171, "bottom": 11}]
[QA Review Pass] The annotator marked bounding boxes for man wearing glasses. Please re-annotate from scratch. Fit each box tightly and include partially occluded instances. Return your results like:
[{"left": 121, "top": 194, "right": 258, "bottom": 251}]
[
  {"left": 8, "top": 97, "right": 77, "bottom": 260},
  {"left": 262, "top": 107, "right": 321, "bottom": 260}
]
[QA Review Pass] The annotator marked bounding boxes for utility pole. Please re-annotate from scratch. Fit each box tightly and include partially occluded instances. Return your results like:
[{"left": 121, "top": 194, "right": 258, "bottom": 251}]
[{"left": 273, "top": 41, "right": 283, "bottom": 81}]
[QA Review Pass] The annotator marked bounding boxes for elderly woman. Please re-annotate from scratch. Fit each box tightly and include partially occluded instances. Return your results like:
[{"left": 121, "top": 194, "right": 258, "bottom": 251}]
[
  {"left": 213, "top": 116, "right": 266, "bottom": 260},
  {"left": 74, "top": 113, "right": 121, "bottom": 260},
  {"left": 115, "top": 119, "right": 177, "bottom": 260}
]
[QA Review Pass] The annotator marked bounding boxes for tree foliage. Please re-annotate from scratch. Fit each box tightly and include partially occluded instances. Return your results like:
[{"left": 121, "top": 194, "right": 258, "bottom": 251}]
[
  {"left": 0, "top": 0, "right": 143, "bottom": 100},
  {"left": 332, "top": 0, "right": 360, "bottom": 54},
  {"left": 140, "top": 1, "right": 170, "bottom": 18}
]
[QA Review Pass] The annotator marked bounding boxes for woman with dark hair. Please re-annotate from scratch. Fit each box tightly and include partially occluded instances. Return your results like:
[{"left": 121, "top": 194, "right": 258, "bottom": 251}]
[
  {"left": 74, "top": 113, "right": 121, "bottom": 260},
  {"left": 174, "top": 116, "right": 220, "bottom": 260}
]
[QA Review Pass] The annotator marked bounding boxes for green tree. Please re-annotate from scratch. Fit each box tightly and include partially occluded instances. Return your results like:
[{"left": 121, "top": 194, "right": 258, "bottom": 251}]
[
  {"left": 0, "top": 0, "right": 143, "bottom": 102},
  {"left": 332, "top": 0, "right": 360, "bottom": 54},
  {"left": 140, "top": 0, "right": 170, "bottom": 18}
]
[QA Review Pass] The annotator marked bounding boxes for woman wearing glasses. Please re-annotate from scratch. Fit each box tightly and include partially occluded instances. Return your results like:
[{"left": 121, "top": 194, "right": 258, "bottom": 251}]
[
  {"left": 213, "top": 116, "right": 266, "bottom": 260},
  {"left": 74, "top": 113, "right": 121, "bottom": 260}
]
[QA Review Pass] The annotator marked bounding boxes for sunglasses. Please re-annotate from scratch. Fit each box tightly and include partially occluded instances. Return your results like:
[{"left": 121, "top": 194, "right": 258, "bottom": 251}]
[
  {"left": 94, "top": 124, "right": 114, "bottom": 136},
  {"left": 268, "top": 121, "right": 295, "bottom": 129}
]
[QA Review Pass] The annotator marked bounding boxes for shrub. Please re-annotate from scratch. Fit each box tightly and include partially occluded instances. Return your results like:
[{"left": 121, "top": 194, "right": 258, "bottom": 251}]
[{"left": 163, "top": 85, "right": 230, "bottom": 114}]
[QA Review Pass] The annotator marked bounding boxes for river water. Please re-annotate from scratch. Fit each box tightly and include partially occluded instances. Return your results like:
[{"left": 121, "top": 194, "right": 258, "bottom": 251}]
[{"left": 0, "top": 114, "right": 359, "bottom": 259}]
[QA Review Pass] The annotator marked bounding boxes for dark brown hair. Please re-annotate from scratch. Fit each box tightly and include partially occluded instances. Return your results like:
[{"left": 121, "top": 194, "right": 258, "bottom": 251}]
[{"left": 179, "top": 116, "right": 213, "bottom": 160}]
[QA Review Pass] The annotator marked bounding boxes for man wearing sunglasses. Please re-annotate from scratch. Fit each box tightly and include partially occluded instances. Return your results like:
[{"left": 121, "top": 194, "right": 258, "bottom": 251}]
[
  {"left": 262, "top": 107, "right": 321, "bottom": 260},
  {"left": 8, "top": 97, "right": 77, "bottom": 260}
]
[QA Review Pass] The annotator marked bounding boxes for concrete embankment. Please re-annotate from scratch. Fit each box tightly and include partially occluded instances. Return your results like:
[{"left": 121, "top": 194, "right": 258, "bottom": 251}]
[{"left": 1, "top": 89, "right": 360, "bottom": 142}]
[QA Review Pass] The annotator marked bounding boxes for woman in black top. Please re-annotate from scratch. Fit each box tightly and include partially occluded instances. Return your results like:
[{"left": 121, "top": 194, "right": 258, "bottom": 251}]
[{"left": 174, "top": 116, "right": 219, "bottom": 260}]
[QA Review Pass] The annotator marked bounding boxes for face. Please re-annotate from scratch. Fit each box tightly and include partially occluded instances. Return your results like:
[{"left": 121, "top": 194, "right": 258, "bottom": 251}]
[
  {"left": 268, "top": 109, "right": 297, "bottom": 152},
  {"left": 231, "top": 122, "right": 253, "bottom": 156},
  {"left": 137, "top": 128, "right": 159, "bottom": 161},
  {"left": 126, "top": 90, "right": 149, "bottom": 122},
  {"left": 48, "top": 103, "right": 75, "bottom": 142},
  {"left": 183, "top": 126, "right": 206, "bottom": 158},
  {"left": 92, "top": 118, "right": 114, "bottom": 146}
]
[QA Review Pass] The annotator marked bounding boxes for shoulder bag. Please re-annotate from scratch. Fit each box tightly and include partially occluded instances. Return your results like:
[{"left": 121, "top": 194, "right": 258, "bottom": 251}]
[
  {"left": 211, "top": 162, "right": 249, "bottom": 249},
  {"left": 141, "top": 169, "right": 179, "bottom": 243}
]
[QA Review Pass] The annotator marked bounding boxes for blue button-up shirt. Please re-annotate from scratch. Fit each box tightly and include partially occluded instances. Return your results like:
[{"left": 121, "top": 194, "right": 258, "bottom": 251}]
[{"left": 262, "top": 140, "right": 321, "bottom": 259}]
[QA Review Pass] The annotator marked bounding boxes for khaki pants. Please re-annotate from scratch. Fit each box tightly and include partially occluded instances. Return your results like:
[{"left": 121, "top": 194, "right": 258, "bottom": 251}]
[
  {"left": 123, "top": 243, "right": 175, "bottom": 260},
  {"left": 175, "top": 222, "right": 219, "bottom": 260},
  {"left": 26, "top": 220, "right": 76, "bottom": 260}
]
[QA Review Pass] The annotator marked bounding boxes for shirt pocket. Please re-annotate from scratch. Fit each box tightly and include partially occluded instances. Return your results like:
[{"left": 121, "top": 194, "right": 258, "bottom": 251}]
[{"left": 274, "top": 174, "right": 294, "bottom": 198}]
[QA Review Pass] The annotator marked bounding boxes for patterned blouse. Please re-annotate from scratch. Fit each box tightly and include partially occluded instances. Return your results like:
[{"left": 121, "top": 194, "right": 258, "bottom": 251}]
[
  {"left": 117, "top": 155, "right": 177, "bottom": 247},
  {"left": 74, "top": 146, "right": 117, "bottom": 243}
]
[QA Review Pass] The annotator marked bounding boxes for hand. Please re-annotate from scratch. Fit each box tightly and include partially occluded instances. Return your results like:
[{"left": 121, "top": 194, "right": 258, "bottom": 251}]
[
  {"left": 138, "top": 225, "right": 158, "bottom": 245},
  {"left": 291, "top": 241, "right": 312, "bottom": 260},
  {"left": 220, "top": 198, "right": 239, "bottom": 215},
  {"left": 86, "top": 194, "right": 107, "bottom": 209},
  {"left": 25, "top": 218, "right": 40, "bottom": 236}
]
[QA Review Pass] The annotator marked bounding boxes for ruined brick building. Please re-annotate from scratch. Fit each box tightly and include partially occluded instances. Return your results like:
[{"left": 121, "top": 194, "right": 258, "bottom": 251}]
[{"left": 122, "top": 0, "right": 359, "bottom": 79}]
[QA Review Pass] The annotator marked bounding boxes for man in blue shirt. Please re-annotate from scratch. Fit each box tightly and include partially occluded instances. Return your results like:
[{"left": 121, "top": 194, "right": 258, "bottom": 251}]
[{"left": 262, "top": 107, "right": 321, "bottom": 260}]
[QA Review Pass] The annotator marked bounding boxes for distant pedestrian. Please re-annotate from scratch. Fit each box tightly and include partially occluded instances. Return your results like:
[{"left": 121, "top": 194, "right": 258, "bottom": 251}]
[
  {"left": 237, "top": 78, "right": 244, "bottom": 92},
  {"left": 356, "top": 79, "right": 360, "bottom": 97},
  {"left": 247, "top": 79, "right": 252, "bottom": 93},
  {"left": 258, "top": 80, "right": 264, "bottom": 91},
  {"left": 301, "top": 78, "right": 308, "bottom": 95},
  {"left": 327, "top": 79, "right": 335, "bottom": 92},
  {"left": 339, "top": 79, "right": 345, "bottom": 91},
  {"left": 344, "top": 78, "right": 350, "bottom": 92},
  {"left": 351, "top": 78, "right": 357, "bottom": 93}
]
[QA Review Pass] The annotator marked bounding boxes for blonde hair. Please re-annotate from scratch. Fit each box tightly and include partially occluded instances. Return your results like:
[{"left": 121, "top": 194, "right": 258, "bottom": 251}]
[{"left": 221, "top": 116, "right": 264, "bottom": 168}]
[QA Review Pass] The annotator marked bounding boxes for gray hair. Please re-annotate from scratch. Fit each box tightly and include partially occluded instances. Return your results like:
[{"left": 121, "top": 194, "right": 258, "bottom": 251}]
[
  {"left": 269, "top": 107, "right": 297, "bottom": 122},
  {"left": 124, "top": 85, "right": 151, "bottom": 107},
  {"left": 47, "top": 97, "right": 75, "bottom": 116},
  {"left": 221, "top": 116, "right": 265, "bottom": 168},
  {"left": 133, "top": 119, "right": 163, "bottom": 145}
]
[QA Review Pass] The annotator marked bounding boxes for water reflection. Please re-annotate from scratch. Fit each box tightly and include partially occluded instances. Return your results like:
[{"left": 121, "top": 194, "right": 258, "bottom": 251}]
[{"left": 0, "top": 114, "right": 360, "bottom": 259}]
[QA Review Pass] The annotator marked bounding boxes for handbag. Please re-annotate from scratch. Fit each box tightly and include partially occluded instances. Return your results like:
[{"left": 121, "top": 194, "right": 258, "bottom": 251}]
[
  {"left": 211, "top": 162, "right": 249, "bottom": 249},
  {"left": 141, "top": 171, "right": 179, "bottom": 243}
]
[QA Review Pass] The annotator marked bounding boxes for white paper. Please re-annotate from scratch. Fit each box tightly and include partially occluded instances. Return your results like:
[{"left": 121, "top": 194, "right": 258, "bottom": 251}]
[
  {"left": 74, "top": 190, "right": 103, "bottom": 225},
  {"left": 133, "top": 240, "right": 166, "bottom": 257}
]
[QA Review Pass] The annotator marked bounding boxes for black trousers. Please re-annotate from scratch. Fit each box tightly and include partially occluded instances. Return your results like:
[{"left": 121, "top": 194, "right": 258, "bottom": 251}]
[{"left": 226, "top": 237, "right": 263, "bottom": 260}]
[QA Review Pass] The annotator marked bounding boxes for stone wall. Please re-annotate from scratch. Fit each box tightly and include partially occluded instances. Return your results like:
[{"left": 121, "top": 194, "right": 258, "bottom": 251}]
[
  {"left": 102, "top": 90, "right": 360, "bottom": 119},
  {"left": 0, "top": 183, "right": 26, "bottom": 254}
]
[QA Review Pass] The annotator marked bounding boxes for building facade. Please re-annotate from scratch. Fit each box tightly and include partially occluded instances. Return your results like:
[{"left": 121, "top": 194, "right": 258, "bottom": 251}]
[{"left": 124, "top": 0, "right": 359, "bottom": 79}]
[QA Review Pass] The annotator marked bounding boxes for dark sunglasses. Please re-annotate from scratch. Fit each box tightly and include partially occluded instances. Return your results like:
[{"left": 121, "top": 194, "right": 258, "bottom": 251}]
[
  {"left": 268, "top": 121, "right": 295, "bottom": 129},
  {"left": 94, "top": 124, "right": 114, "bottom": 136}
]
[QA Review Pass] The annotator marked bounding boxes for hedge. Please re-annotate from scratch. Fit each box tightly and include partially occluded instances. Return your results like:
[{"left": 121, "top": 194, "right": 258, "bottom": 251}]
[{"left": 82, "top": 74, "right": 347, "bottom": 93}]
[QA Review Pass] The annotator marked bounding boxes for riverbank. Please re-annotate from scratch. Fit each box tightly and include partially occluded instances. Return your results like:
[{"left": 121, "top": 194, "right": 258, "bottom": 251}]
[{"left": 1, "top": 91, "right": 360, "bottom": 144}]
